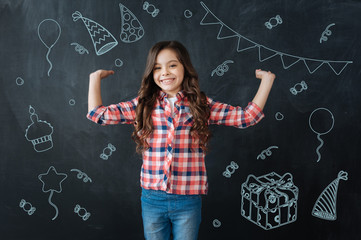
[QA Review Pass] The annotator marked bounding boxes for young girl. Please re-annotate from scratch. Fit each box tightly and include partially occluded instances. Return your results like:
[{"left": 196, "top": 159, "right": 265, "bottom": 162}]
[{"left": 87, "top": 41, "right": 275, "bottom": 240}]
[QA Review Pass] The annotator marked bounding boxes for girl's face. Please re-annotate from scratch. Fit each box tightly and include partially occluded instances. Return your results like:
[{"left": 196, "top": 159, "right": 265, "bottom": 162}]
[{"left": 153, "top": 48, "right": 184, "bottom": 98}]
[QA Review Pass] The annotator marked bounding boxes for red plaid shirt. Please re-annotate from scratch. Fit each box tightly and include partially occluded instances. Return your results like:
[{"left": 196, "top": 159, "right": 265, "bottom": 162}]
[{"left": 87, "top": 91, "right": 264, "bottom": 195}]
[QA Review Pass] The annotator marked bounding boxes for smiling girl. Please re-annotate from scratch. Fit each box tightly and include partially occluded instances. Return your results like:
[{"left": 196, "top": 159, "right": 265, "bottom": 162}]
[{"left": 87, "top": 40, "right": 275, "bottom": 240}]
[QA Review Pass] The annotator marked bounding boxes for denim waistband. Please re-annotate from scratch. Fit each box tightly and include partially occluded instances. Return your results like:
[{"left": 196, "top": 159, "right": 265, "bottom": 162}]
[{"left": 141, "top": 188, "right": 201, "bottom": 200}]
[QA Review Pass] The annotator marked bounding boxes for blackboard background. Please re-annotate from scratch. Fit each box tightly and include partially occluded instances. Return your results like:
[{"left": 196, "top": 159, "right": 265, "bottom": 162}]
[{"left": 1, "top": 0, "right": 361, "bottom": 239}]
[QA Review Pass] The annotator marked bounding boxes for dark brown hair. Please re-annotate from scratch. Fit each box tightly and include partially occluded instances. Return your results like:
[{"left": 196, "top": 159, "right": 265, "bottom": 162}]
[{"left": 132, "top": 41, "right": 211, "bottom": 153}]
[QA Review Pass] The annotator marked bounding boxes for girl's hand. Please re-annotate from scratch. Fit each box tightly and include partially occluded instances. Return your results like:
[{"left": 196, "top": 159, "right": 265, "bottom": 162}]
[
  {"left": 90, "top": 69, "right": 114, "bottom": 81},
  {"left": 255, "top": 69, "right": 276, "bottom": 81}
]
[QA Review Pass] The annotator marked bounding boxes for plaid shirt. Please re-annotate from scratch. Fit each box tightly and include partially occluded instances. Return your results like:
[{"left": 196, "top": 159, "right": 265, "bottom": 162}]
[{"left": 87, "top": 91, "right": 264, "bottom": 195}]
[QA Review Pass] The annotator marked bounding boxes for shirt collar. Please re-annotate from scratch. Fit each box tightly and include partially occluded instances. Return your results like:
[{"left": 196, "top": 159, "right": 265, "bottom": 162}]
[{"left": 158, "top": 90, "right": 185, "bottom": 101}]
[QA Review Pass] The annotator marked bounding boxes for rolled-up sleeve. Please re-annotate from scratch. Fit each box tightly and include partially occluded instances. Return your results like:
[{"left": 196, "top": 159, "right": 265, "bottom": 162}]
[
  {"left": 207, "top": 97, "right": 264, "bottom": 128},
  {"left": 86, "top": 97, "right": 138, "bottom": 125}
]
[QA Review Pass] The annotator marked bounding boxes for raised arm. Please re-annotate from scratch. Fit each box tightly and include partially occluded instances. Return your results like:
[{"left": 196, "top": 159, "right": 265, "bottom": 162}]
[
  {"left": 252, "top": 69, "right": 275, "bottom": 111},
  {"left": 88, "top": 69, "right": 114, "bottom": 112}
]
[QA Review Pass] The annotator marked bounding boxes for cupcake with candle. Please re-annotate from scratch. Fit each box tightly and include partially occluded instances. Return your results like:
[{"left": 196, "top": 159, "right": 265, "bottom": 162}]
[{"left": 25, "top": 106, "right": 54, "bottom": 152}]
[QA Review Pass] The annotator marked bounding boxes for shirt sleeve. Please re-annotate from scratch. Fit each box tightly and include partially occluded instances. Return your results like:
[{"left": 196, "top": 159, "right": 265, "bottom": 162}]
[
  {"left": 207, "top": 97, "right": 264, "bottom": 128},
  {"left": 86, "top": 97, "right": 138, "bottom": 125}
]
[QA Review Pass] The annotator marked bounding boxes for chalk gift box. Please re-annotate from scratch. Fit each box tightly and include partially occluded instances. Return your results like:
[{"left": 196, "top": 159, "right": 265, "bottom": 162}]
[{"left": 240, "top": 172, "right": 298, "bottom": 230}]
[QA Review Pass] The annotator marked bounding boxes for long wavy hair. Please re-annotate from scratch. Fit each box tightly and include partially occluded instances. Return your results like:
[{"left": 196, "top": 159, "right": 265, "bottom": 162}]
[{"left": 131, "top": 41, "right": 211, "bottom": 153}]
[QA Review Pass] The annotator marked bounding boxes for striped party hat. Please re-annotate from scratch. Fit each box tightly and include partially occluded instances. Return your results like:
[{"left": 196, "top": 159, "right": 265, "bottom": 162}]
[
  {"left": 72, "top": 11, "right": 118, "bottom": 56},
  {"left": 312, "top": 171, "right": 348, "bottom": 220}
]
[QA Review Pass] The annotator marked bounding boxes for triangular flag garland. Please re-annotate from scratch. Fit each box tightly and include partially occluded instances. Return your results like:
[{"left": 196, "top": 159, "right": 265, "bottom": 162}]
[
  {"left": 72, "top": 11, "right": 118, "bottom": 56},
  {"left": 280, "top": 54, "right": 301, "bottom": 69},
  {"left": 199, "top": 2, "right": 353, "bottom": 75},
  {"left": 311, "top": 171, "right": 348, "bottom": 221},
  {"left": 258, "top": 45, "right": 279, "bottom": 62},
  {"left": 237, "top": 36, "right": 258, "bottom": 52}
]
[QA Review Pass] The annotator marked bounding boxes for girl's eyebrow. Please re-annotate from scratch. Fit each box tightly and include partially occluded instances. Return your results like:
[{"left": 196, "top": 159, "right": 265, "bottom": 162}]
[{"left": 154, "top": 59, "right": 179, "bottom": 65}]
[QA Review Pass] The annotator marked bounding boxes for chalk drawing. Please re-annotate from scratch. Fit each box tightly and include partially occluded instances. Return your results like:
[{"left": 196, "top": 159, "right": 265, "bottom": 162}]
[
  {"left": 119, "top": 3, "right": 144, "bottom": 43},
  {"left": 275, "top": 112, "right": 284, "bottom": 121},
  {"left": 38, "top": 166, "right": 68, "bottom": 220},
  {"left": 19, "top": 199, "right": 36, "bottom": 215},
  {"left": 213, "top": 219, "right": 221, "bottom": 228},
  {"left": 74, "top": 204, "right": 91, "bottom": 221},
  {"left": 70, "top": 42, "right": 89, "bottom": 54},
  {"left": 72, "top": 11, "right": 118, "bottom": 56},
  {"left": 115, "top": 58, "right": 123, "bottom": 67},
  {"left": 312, "top": 171, "right": 348, "bottom": 220},
  {"left": 37, "top": 19, "right": 61, "bottom": 76},
  {"left": 222, "top": 161, "right": 239, "bottom": 178},
  {"left": 25, "top": 106, "right": 54, "bottom": 152},
  {"left": 70, "top": 169, "right": 92, "bottom": 183},
  {"left": 100, "top": 143, "right": 116, "bottom": 160},
  {"left": 241, "top": 172, "right": 298, "bottom": 230},
  {"left": 265, "top": 15, "right": 282, "bottom": 30},
  {"left": 199, "top": 2, "right": 352, "bottom": 75},
  {"left": 211, "top": 60, "right": 234, "bottom": 77},
  {"left": 290, "top": 80, "right": 308, "bottom": 95},
  {"left": 320, "top": 23, "right": 335, "bottom": 43},
  {"left": 184, "top": 10, "right": 193, "bottom": 18},
  {"left": 309, "top": 108, "right": 334, "bottom": 162},
  {"left": 16, "top": 77, "right": 24, "bottom": 86},
  {"left": 143, "top": 1, "right": 160, "bottom": 17},
  {"left": 69, "top": 99, "right": 76, "bottom": 106},
  {"left": 257, "top": 146, "right": 278, "bottom": 160}
]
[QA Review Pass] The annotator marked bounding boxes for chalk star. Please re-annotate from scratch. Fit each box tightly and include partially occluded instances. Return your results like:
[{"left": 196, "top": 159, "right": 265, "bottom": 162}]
[{"left": 38, "top": 166, "right": 67, "bottom": 193}]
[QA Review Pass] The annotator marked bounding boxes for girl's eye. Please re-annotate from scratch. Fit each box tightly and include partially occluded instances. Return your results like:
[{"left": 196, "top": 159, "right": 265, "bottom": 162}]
[
  {"left": 170, "top": 64, "right": 177, "bottom": 68},
  {"left": 153, "top": 66, "right": 161, "bottom": 70}
]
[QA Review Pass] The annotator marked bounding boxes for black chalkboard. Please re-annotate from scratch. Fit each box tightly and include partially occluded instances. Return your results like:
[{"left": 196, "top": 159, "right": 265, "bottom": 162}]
[{"left": 1, "top": 0, "right": 361, "bottom": 239}]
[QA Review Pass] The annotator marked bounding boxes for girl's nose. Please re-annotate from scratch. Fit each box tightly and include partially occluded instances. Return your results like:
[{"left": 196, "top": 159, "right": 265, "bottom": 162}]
[{"left": 161, "top": 69, "right": 169, "bottom": 76}]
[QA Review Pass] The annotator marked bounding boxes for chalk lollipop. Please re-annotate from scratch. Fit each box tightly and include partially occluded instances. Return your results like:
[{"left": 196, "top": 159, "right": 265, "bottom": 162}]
[
  {"left": 37, "top": 19, "right": 61, "bottom": 76},
  {"left": 38, "top": 166, "right": 68, "bottom": 220},
  {"left": 309, "top": 107, "right": 335, "bottom": 162}
]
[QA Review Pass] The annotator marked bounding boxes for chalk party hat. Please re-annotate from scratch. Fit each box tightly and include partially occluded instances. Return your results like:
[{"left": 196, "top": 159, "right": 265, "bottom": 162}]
[
  {"left": 72, "top": 11, "right": 118, "bottom": 56},
  {"left": 312, "top": 171, "right": 348, "bottom": 221},
  {"left": 119, "top": 3, "right": 144, "bottom": 43},
  {"left": 25, "top": 106, "right": 54, "bottom": 152}
]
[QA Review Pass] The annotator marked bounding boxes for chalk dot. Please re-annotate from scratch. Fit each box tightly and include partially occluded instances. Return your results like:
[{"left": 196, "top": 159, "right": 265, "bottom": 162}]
[
  {"left": 275, "top": 112, "right": 284, "bottom": 120},
  {"left": 213, "top": 219, "right": 221, "bottom": 228},
  {"left": 115, "top": 58, "right": 123, "bottom": 67},
  {"left": 69, "top": 99, "right": 76, "bottom": 106},
  {"left": 184, "top": 10, "right": 193, "bottom": 18},
  {"left": 16, "top": 77, "right": 24, "bottom": 86}
]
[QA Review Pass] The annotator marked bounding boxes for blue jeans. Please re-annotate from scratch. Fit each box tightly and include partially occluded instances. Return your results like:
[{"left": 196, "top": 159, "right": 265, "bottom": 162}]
[{"left": 141, "top": 188, "right": 202, "bottom": 240}]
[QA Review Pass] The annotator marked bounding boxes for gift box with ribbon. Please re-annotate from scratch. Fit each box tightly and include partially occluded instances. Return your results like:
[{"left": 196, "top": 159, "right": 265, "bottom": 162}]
[{"left": 240, "top": 172, "right": 298, "bottom": 230}]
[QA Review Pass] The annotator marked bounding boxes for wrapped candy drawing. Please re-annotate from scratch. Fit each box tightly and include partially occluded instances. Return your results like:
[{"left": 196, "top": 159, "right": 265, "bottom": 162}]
[
  {"left": 100, "top": 143, "right": 116, "bottom": 160},
  {"left": 37, "top": 19, "right": 61, "bottom": 76},
  {"left": 38, "top": 166, "right": 68, "bottom": 220},
  {"left": 25, "top": 106, "right": 54, "bottom": 152},
  {"left": 74, "top": 204, "right": 91, "bottom": 221},
  {"left": 312, "top": 171, "right": 348, "bottom": 221},
  {"left": 119, "top": 3, "right": 144, "bottom": 43},
  {"left": 72, "top": 11, "right": 118, "bottom": 56},
  {"left": 241, "top": 172, "right": 299, "bottom": 230},
  {"left": 19, "top": 199, "right": 36, "bottom": 216}
]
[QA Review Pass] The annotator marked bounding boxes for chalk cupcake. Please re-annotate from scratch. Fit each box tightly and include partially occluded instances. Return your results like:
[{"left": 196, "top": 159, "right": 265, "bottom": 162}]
[{"left": 25, "top": 106, "right": 54, "bottom": 152}]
